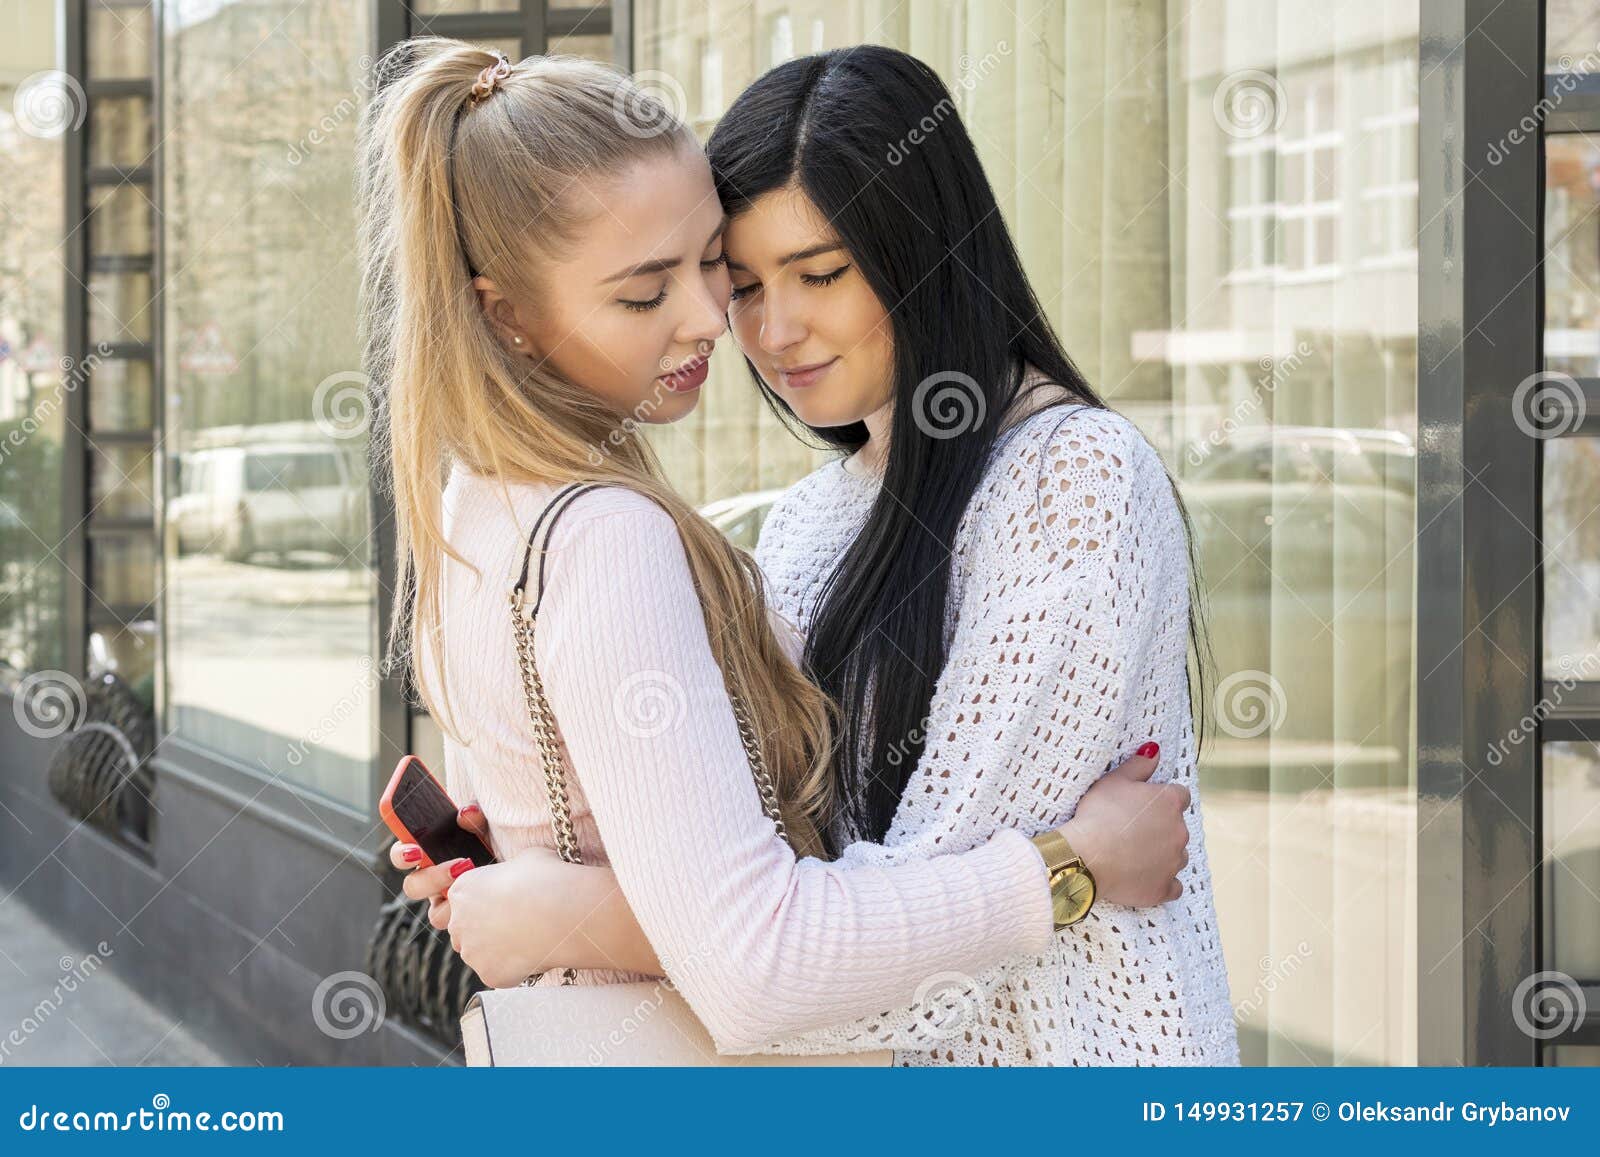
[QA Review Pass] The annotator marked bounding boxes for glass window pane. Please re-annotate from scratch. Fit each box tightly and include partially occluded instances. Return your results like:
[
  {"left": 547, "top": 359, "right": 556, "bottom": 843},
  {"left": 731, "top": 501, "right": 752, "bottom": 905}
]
[
  {"left": 87, "top": 183, "right": 154, "bottom": 259},
  {"left": 1544, "top": 136, "right": 1600, "bottom": 379},
  {"left": 1544, "top": 439, "right": 1600, "bottom": 679},
  {"left": 90, "top": 621, "right": 158, "bottom": 700},
  {"left": 91, "top": 533, "right": 156, "bottom": 607},
  {"left": 0, "top": 7, "right": 69, "bottom": 682},
  {"left": 414, "top": 0, "right": 519, "bottom": 12},
  {"left": 89, "top": 2, "right": 153, "bottom": 80},
  {"left": 88, "top": 358, "right": 155, "bottom": 430},
  {"left": 1544, "top": 741, "right": 1600, "bottom": 980},
  {"left": 90, "top": 96, "right": 153, "bottom": 168},
  {"left": 90, "top": 442, "right": 156, "bottom": 521},
  {"left": 88, "top": 269, "right": 154, "bottom": 344},
  {"left": 550, "top": 33, "right": 614, "bottom": 65},
  {"left": 1547, "top": 0, "right": 1600, "bottom": 74},
  {"left": 163, "top": 0, "right": 378, "bottom": 811}
]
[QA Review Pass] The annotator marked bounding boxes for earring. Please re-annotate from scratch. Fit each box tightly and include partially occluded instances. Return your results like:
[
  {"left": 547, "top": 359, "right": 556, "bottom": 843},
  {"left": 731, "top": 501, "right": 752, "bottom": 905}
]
[{"left": 512, "top": 336, "right": 523, "bottom": 345}]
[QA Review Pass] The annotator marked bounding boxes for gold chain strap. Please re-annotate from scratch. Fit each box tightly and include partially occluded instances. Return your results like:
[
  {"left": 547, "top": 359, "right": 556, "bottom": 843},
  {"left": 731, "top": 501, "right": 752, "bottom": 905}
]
[{"left": 507, "top": 578, "right": 786, "bottom": 986}]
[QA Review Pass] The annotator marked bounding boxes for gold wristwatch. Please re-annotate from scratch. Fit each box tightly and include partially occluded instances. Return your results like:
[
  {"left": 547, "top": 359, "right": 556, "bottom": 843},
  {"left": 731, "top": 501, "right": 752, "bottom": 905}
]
[{"left": 1031, "top": 829, "right": 1096, "bottom": 929}]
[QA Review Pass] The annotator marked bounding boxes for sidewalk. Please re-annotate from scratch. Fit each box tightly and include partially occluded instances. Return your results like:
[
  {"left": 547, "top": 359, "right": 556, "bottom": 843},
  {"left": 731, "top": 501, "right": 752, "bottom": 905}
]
[{"left": 0, "top": 893, "right": 231, "bottom": 1067}]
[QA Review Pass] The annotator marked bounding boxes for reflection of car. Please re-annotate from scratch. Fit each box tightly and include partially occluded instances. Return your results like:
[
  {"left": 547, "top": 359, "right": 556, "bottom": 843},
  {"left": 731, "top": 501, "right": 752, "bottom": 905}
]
[
  {"left": 699, "top": 487, "right": 787, "bottom": 550},
  {"left": 1183, "top": 426, "right": 1415, "bottom": 572},
  {"left": 1186, "top": 426, "right": 1415, "bottom": 494},
  {"left": 171, "top": 444, "right": 364, "bottom": 562},
  {"left": 1181, "top": 426, "right": 1417, "bottom": 776}
]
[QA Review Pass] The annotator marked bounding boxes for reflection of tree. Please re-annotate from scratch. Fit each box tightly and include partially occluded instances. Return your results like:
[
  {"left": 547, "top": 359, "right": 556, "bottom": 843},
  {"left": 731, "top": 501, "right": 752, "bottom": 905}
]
[
  {"left": 165, "top": 0, "right": 367, "bottom": 444},
  {"left": 1552, "top": 439, "right": 1600, "bottom": 567},
  {"left": 0, "top": 64, "right": 69, "bottom": 676},
  {"left": 0, "top": 413, "right": 65, "bottom": 678}
]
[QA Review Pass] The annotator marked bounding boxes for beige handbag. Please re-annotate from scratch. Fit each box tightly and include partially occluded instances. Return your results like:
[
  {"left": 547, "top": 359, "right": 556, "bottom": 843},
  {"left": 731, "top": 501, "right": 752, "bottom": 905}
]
[{"left": 459, "top": 482, "right": 891, "bottom": 1067}]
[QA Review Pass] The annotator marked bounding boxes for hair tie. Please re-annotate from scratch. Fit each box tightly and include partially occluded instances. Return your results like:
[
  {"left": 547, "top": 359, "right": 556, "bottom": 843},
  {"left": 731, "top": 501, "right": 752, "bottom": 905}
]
[{"left": 468, "top": 52, "right": 512, "bottom": 108}]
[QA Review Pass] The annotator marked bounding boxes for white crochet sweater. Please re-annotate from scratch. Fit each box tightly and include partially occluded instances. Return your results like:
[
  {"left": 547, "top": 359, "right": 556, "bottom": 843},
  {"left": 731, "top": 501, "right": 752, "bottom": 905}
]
[{"left": 753, "top": 402, "right": 1240, "bottom": 1066}]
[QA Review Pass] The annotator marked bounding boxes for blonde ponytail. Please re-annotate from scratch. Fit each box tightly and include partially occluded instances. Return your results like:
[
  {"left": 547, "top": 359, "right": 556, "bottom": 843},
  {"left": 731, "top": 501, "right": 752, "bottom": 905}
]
[{"left": 355, "top": 38, "right": 836, "bottom": 858}]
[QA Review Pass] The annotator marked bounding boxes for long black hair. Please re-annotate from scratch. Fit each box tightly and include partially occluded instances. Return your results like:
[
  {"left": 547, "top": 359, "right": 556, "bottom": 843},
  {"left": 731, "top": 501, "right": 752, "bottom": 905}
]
[{"left": 707, "top": 45, "right": 1212, "bottom": 850}]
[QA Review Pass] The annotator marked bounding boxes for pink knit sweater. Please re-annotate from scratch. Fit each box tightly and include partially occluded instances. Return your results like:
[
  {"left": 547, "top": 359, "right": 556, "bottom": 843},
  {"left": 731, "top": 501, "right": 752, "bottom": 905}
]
[{"left": 421, "top": 468, "right": 1055, "bottom": 1053}]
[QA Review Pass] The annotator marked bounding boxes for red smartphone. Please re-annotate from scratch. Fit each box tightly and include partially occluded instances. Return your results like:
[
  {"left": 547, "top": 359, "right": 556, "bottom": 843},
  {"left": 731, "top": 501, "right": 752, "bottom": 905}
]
[{"left": 379, "top": 755, "right": 496, "bottom": 869}]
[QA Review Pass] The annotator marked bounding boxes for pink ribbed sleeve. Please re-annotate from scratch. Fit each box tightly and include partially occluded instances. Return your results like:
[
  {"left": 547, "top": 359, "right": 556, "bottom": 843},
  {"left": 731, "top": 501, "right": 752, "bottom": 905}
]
[{"left": 532, "top": 490, "right": 1054, "bottom": 1053}]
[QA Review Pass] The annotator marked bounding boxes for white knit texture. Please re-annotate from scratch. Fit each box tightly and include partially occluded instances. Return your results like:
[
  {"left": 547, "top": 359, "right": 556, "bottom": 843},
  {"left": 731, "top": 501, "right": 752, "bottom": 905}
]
[
  {"left": 424, "top": 468, "right": 1057, "bottom": 1056},
  {"left": 753, "top": 403, "right": 1240, "bottom": 1066}
]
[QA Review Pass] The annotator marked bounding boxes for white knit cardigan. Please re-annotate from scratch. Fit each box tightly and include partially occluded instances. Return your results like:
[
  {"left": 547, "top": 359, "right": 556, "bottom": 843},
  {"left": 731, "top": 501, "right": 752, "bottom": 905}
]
[{"left": 752, "top": 402, "right": 1240, "bottom": 1066}]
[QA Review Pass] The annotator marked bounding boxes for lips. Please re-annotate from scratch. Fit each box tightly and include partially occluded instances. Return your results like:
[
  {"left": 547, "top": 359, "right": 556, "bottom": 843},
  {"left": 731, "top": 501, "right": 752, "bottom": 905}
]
[
  {"left": 658, "top": 353, "right": 710, "bottom": 393},
  {"left": 777, "top": 357, "right": 838, "bottom": 390}
]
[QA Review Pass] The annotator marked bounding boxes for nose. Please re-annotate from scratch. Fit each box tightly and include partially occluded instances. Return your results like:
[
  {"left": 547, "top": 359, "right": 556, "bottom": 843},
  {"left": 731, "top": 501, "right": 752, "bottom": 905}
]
[
  {"left": 677, "top": 267, "right": 728, "bottom": 348},
  {"left": 758, "top": 288, "right": 806, "bottom": 355}
]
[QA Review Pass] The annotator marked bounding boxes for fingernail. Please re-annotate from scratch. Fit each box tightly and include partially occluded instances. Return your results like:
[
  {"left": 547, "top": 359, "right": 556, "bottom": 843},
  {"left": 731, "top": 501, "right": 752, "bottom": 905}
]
[
  {"left": 1137, "top": 741, "right": 1160, "bottom": 758},
  {"left": 449, "top": 859, "right": 474, "bottom": 878},
  {"left": 402, "top": 846, "right": 422, "bottom": 863},
  {"left": 461, "top": 803, "right": 482, "bottom": 816}
]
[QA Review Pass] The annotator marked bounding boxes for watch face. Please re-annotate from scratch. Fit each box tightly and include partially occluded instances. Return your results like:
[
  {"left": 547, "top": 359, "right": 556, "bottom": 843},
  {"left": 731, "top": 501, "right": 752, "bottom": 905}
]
[{"left": 1052, "top": 867, "right": 1095, "bottom": 927}]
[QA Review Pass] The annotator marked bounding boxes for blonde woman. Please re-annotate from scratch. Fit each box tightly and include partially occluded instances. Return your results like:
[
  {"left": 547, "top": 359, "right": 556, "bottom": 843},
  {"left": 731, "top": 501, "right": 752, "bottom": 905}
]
[{"left": 364, "top": 39, "right": 1194, "bottom": 1060}]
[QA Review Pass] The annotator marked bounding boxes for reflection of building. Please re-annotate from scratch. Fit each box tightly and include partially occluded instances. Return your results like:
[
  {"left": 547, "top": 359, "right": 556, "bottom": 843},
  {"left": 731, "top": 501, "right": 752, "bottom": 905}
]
[{"left": 0, "top": 1, "right": 1596, "bottom": 1068}]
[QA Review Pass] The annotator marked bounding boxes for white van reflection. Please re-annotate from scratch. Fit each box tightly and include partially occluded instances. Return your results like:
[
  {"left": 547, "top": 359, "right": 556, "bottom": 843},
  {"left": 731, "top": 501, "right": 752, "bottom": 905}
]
[
  {"left": 698, "top": 487, "right": 788, "bottom": 550},
  {"left": 172, "top": 444, "right": 364, "bottom": 564}
]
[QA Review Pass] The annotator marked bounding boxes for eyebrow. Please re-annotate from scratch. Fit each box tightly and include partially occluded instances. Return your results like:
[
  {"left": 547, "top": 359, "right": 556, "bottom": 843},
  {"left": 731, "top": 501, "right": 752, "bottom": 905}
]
[
  {"left": 725, "top": 241, "right": 846, "bottom": 273},
  {"left": 599, "top": 218, "right": 728, "bottom": 284}
]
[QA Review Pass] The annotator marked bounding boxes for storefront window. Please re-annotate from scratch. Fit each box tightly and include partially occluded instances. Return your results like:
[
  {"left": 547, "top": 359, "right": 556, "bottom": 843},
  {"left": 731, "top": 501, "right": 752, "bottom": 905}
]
[
  {"left": 162, "top": 0, "right": 378, "bottom": 810},
  {"left": 636, "top": 0, "right": 1421, "bottom": 1064},
  {"left": 0, "top": 6, "right": 69, "bottom": 684}
]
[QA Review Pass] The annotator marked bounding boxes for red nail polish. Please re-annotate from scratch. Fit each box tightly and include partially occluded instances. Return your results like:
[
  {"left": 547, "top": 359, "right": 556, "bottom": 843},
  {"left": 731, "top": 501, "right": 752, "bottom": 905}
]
[
  {"left": 1137, "top": 741, "right": 1160, "bottom": 758},
  {"left": 461, "top": 803, "right": 482, "bottom": 816},
  {"left": 449, "top": 859, "right": 474, "bottom": 878},
  {"left": 402, "top": 846, "right": 422, "bottom": 863}
]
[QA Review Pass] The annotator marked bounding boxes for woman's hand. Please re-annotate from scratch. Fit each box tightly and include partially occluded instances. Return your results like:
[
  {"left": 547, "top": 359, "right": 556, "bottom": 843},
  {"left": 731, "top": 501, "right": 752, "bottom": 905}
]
[
  {"left": 445, "top": 846, "right": 662, "bottom": 987},
  {"left": 1058, "top": 744, "right": 1192, "bottom": 908},
  {"left": 387, "top": 801, "right": 492, "bottom": 932}
]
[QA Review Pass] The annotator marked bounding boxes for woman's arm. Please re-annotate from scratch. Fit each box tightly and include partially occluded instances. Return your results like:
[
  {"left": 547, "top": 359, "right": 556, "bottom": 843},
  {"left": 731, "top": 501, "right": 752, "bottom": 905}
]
[
  {"left": 497, "top": 490, "right": 1058, "bottom": 1053},
  {"left": 418, "top": 742, "right": 1183, "bottom": 987}
]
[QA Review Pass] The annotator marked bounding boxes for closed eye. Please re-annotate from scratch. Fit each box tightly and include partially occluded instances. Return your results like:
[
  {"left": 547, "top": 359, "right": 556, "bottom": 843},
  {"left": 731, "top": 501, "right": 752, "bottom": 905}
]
[
  {"left": 622, "top": 253, "right": 728, "bottom": 312},
  {"left": 619, "top": 286, "right": 668, "bottom": 312},
  {"left": 801, "top": 264, "right": 850, "bottom": 287}
]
